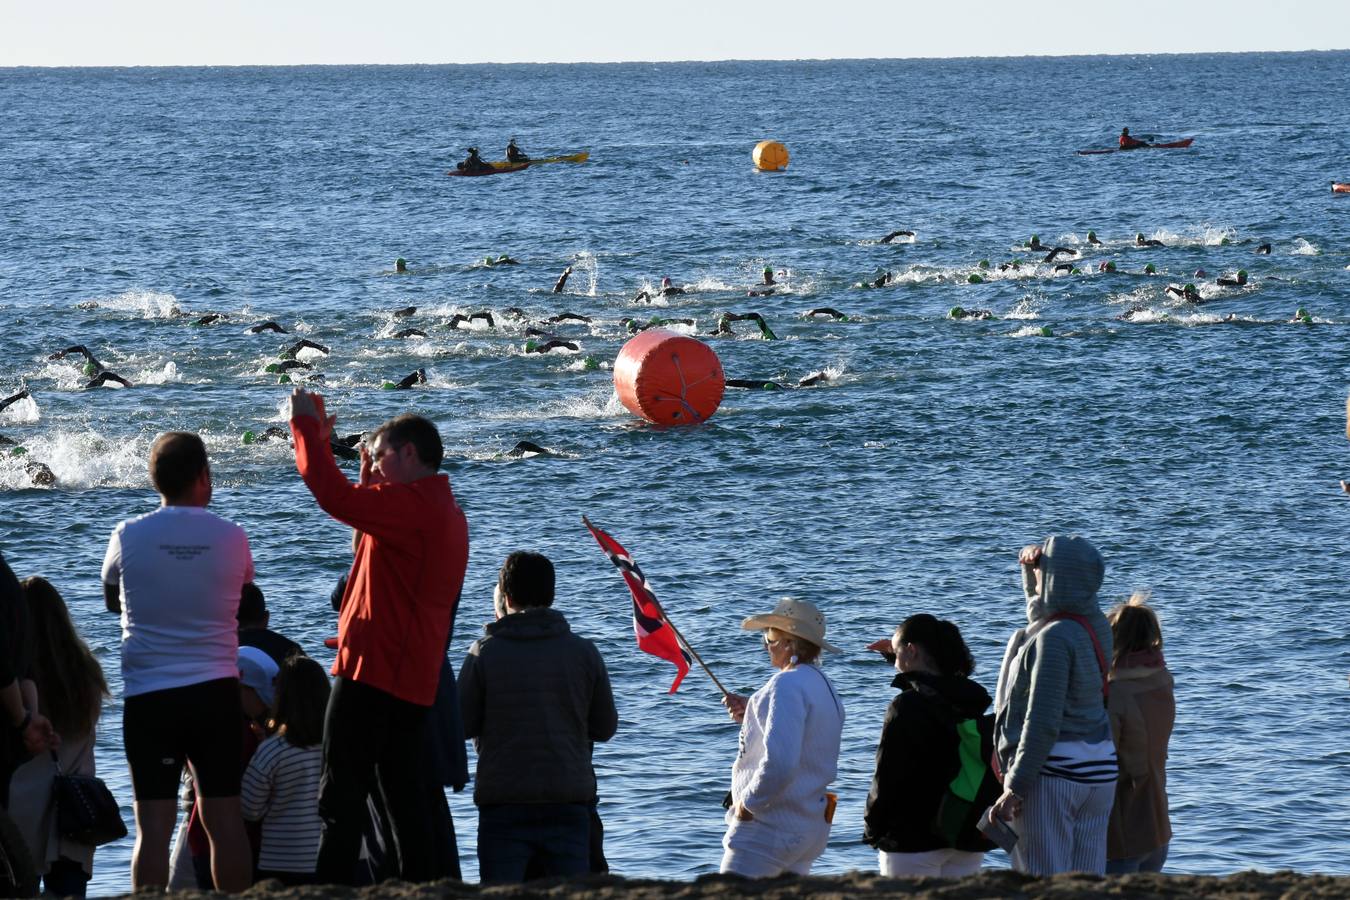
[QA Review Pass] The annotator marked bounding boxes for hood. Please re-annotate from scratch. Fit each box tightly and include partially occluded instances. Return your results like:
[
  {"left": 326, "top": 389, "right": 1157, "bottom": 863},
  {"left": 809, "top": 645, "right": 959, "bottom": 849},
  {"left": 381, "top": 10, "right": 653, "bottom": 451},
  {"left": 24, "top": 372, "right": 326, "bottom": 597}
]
[
  {"left": 894, "top": 671, "right": 992, "bottom": 720},
  {"left": 1026, "top": 534, "right": 1104, "bottom": 623},
  {"left": 484, "top": 606, "right": 571, "bottom": 641}
]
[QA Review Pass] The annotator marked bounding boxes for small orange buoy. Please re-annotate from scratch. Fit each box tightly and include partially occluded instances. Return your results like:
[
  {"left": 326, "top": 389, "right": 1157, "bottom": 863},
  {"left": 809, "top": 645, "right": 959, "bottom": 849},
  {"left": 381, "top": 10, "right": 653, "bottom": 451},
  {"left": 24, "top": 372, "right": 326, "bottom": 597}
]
[
  {"left": 614, "top": 329, "right": 725, "bottom": 425},
  {"left": 753, "top": 140, "right": 789, "bottom": 172}
]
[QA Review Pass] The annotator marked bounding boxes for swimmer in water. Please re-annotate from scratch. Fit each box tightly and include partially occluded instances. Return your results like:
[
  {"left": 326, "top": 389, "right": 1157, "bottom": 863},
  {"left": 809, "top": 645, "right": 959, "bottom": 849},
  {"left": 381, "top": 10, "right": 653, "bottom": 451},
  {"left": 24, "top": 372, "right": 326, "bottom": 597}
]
[
  {"left": 1165, "top": 283, "right": 1202, "bottom": 302},
  {"left": 1136, "top": 233, "right": 1165, "bottom": 248},
  {"left": 249, "top": 321, "right": 288, "bottom": 334},
  {"left": 526, "top": 339, "right": 580, "bottom": 354},
  {"left": 507, "top": 440, "right": 554, "bottom": 458},
  {"left": 712, "top": 312, "right": 777, "bottom": 340},
  {"left": 881, "top": 230, "right": 915, "bottom": 243},
  {"left": 483, "top": 255, "right": 519, "bottom": 267},
  {"left": 390, "top": 368, "right": 427, "bottom": 389},
  {"left": 1255, "top": 243, "right": 1272, "bottom": 255},
  {"left": 997, "top": 260, "right": 1022, "bottom": 272},
  {"left": 391, "top": 328, "right": 427, "bottom": 339},
  {"left": 85, "top": 371, "right": 132, "bottom": 389},
  {"left": 0, "top": 388, "right": 31, "bottom": 414},
  {"left": 264, "top": 360, "right": 311, "bottom": 374},
  {"left": 726, "top": 378, "right": 786, "bottom": 390},
  {"left": 47, "top": 345, "right": 105, "bottom": 370},
  {"left": 279, "top": 339, "right": 330, "bottom": 360},
  {"left": 1043, "top": 247, "right": 1077, "bottom": 262},
  {"left": 805, "top": 308, "right": 849, "bottom": 321},
  {"left": 192, "top": 313, "right": 229, "bottom": 326},
  {"left": 635, "top": 277, "right": 687, "bottom": 302},
  {"left": 1098, "top": 261, "right": 1117, "bottom": 273},
  {"left": 552, "top": 266, "right": 572, "bottom": 294},
  {"left": 622, "top": 317, "right": 695, "bottom": 334},
  {"left": 546, "top": 313, "right": 592, "bottom": 324},
  {"left": 1026, "top": 235, "right": 1048, "bottom": 252},
  {"left": 391, "top": 306, "right": 417, "bottom": 318},
  {"left": 948, "top": 307, "right": 994, "bottom": 320},
  {"left": 446, "top": 311, "right": 496, "bottom": 330},
  {"left": 1087, "top": 230, "right": 1103, "bottom": 246},
  {"left": 1217, "top": 269, "right": 1249, "bottom": 287},
  {"left": 1053, "top": 263, "right": 1076, "bottom": 274},
  {"left": 394, "top": 257, "right": 409, "bottom": 274},
  {"left": 761, "top": 267, "right": 776, "bottom": 286}
]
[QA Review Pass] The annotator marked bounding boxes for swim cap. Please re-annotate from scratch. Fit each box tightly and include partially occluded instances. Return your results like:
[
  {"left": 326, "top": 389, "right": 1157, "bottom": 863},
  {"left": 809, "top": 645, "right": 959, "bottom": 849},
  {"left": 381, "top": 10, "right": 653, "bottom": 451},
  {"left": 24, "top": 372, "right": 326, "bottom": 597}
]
[
  {"left": 82, "top": 362, "right": 97, "bottom": 376},
  {"left": 967, "top": 274, "right": 983, "bottom": 284},
  {"left": 242, "top": 430, "right": 257, "bottom": 444},
  {"left": 978, "top": 259, "right": 990, "bottom": 268},
  {"left": 1087, "top": 231, "right": 1096, "bottom": 239},
  {"left": 1106, "top": 262, "right": 1116, "bottom": 272},
  {"left": 1220, "top": 238, "right": 1231, "bottom": 245},
  {"left": 396, "top": 257, "right": 406, "bottom": 266},
  {"left": 1071, "top": 268, "right": 1081, "bottom": 274},
  {"left": 524, "top": 340, "right": 538, "bottom": 353},
  {"left": 278, "top": 374, "right": 291, "bottom": 384},
  {"left": 381, "top": 381, "right": 396, "bottom": 390},
  {"left": 949, "top": 306, "right": 967, "bottom": 319},
  {"left": 1030, "top": 234, "right": 1039, "bottom": 243},
  {"left": 763, "top": 382, "right": 781, "bottom": 391},
  {"left": 11, "top": 446, "right": 27, "bottom": 457},
  {"left": 1238, "top": 269, "right": 1248, "bottom": 278},
  {"left": 1144, "top": 263, "right": 1156, "bottom": 274},
  {"left": 264, "top": 363, "right": 280, "bottom": 373},
  {"left": 763, "top": 266, "right": 773, "bottom": 275},
  {"left": 1296, "top": 307, "right": 1310, "bottom": 319},
  {"left": 1038, "top": 326, "right": 1053, "bottom": 337},
  {"left": 582, "top": 355, "right": 599, "bottom": 370},
  {"left": 1194, "top": 269, "right": 1207, "bottom": 278},
  {"left": 1136, "top": 233, "right": 1144, "bottom": 240},
  {"left": 660, "top": 277, "right": 672, "bottom": 287}
]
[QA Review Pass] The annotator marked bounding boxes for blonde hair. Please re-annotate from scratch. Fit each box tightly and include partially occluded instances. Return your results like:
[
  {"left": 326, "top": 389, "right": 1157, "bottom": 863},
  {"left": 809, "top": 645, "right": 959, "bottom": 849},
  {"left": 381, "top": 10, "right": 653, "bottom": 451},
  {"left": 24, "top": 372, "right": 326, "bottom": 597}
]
[
  {"left": 1107, "top": 591, "right": 1163, "bottom": 667},
  {"left": 764, "top": 627, "right": 821, "bottom": 664}
]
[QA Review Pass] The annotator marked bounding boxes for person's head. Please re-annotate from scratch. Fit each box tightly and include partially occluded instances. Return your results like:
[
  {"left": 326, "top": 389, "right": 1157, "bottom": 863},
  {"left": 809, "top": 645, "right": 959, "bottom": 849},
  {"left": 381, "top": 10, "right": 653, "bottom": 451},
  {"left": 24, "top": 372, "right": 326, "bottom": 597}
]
[
  {"left": 508, "top": 138, "right": 518, "bottom": 147},
  {"left": 660, "top": 276, "right": 672, "bottom": 288},
  {"left": 237, "top": 646, "right": 279, "bottom": 723},
  {"left": 497, "top": 551, "right": 555, "bottom": 610},
  {"left": 1107, "top": 592, "right": 1163, "bottom": 668},
  {"left": 891, "top": 613, "right": 975, "bottom": 678},
  {"left": 1122, "top": 127, "right": 1130, "bottom": 135},
  {"left": 369, "top": 414, "right": 443, "bottom": 482},
  {"left": 269, "top": 655, "right": 330, "bottom": 748},
  {"left": 238, "top": 582, "right": 268, "bottom": 630},
  {"left": 20, "top": 576, "right": 108, "bottom": 737},
  {"left": 395, "top": 257, "right": 407, "bottom": 273},
  {"left": 149, "top": 431, "right": 211, "bottom": 506},
  {"left": 741, "top": 597, "right": 839, "bottom": 670},
  {"left": 1027, "top": 535, "right": 1105, "bottom": 620},
  {"left": 1237, "top": 269, "right": 1248, "bottom": 283}
]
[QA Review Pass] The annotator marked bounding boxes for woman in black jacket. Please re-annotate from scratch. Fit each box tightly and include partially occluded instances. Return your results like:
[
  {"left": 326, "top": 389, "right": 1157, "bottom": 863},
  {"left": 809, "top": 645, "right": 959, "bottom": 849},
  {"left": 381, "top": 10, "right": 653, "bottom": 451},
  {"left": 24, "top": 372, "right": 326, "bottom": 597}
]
[{"left": 864, "top": 614, "right": 996, "bottom": 877}]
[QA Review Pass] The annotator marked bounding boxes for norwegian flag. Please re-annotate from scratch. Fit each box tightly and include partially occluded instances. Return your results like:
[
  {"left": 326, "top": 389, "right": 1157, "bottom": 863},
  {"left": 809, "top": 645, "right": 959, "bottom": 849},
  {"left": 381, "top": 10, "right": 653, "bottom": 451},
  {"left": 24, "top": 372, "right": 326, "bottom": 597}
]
[{"left": 584, "top": 517, "right": 692, "bottom": 693}]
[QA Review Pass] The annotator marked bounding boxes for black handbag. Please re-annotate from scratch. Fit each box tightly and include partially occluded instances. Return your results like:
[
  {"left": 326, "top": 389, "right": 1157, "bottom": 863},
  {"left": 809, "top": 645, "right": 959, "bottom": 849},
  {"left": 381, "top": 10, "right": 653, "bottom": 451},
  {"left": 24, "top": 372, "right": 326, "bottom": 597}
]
[{"left": 52, "top": 752, "right": 127, "bottom": 846}]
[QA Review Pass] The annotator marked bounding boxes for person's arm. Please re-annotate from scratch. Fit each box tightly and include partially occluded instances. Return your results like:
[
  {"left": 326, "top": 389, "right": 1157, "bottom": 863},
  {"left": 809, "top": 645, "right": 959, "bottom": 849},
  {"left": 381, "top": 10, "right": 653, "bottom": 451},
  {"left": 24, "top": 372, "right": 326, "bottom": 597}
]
[
  {"left": 738, "top": 677, "right": 807, "bottom": 816},
  {"left": 1005, "top": 632, "right": 1072, "bottom": 796},
  {"left": 456, "top": 642, "right": 484, "bottom": 741},
  {"left": 239, "top": 743, "right": 273, "bottom": 822},
  {"left": 102, "top": 527, "right": 123, "bottom": 613},
  {"left": 1111, "top": 692, "right": 1150, "bottom": 782},
  {"left": 862, "top": 697, "right": 911, "bottom": 840},
  {"left": 587, "top": 647, "right": 618, "bottom": 743},
  {"left": 104, "top": 583, "right": 120, "bottom": 614}
]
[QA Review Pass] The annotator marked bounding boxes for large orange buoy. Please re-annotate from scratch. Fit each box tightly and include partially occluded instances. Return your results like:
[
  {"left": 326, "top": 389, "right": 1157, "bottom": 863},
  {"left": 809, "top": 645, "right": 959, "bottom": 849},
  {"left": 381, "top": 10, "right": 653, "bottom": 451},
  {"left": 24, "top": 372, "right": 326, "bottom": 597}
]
[
  {"left": 753, "top": 140, "right": 789, "bottom": 172},
  {"left": 614, "top": 329, "right": 725, "bottom": 425}
]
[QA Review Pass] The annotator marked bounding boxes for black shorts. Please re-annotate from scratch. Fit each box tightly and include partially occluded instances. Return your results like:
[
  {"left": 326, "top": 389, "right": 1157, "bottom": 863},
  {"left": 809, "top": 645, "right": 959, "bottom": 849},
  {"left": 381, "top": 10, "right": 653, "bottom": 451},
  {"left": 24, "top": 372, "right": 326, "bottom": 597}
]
[{"left": 122, "top": 677, "right": 243, "bottom": 801}]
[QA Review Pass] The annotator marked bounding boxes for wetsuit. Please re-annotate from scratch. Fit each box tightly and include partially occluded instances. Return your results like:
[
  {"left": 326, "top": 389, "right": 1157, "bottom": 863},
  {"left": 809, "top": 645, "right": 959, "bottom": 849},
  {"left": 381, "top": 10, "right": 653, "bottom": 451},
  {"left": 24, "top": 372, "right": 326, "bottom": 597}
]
[{"left": 1120, "top": 132, "right": 1148, "bottom": 150}]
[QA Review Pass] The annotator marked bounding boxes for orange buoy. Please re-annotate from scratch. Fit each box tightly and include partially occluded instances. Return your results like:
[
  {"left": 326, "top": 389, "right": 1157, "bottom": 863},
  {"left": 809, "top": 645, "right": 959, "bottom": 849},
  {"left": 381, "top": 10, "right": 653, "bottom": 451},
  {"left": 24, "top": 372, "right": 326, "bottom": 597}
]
[
  {"left": 753, "top": 140, "right": 789, "bottom": 172},
  {"left": 614, "top": 329, "right": 725, "bottom": 425}
]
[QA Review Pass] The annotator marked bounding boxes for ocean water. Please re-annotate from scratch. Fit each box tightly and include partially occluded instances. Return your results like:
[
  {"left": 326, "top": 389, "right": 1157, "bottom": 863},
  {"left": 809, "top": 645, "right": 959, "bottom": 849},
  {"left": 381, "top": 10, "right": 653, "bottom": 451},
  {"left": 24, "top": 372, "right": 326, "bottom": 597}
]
[{"left": 2, "top": 52, "right": 1349, "bottom": 894}]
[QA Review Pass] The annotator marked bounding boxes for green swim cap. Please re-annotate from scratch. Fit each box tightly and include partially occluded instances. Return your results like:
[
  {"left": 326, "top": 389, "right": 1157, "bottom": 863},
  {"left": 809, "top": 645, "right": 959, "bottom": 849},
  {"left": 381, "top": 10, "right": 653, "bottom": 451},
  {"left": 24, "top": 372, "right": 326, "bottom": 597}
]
[
  {"left": 1220, "top": 237, "right": 1231, "bottom": 245},
  {"left": 1238, "top": 269, "right": 1248, "bottom": 278},
  {"left": 1144, "top": 263, "right": 1156, "bottom": 274},
  {"left": 582, "top": 355, "right": 599, "bottom": 371},
  {"left": 1296, "top": 307, "right": 1310, "bottom": 320},
  {"left": 839, "top": 315, "right": 850, "bottom": 322},
  {"left": 949, "top": 306, "right": 967, "bottom": 319},
  {"left": 242, "top": 430, "right": 257, "bottom": 445},
  {"left": 396, "top": 257, "right": 406, "bottom": 265},
  {"left": 264, "top": 363, "right": 280, "bottom": 373},
  {"left": 967, "top": 274, "right": 983, "bottom": 284},
  {"left": 1030, "top": 234, "right": 1039, "bottom": 243},
  {"left": 1038, "top": 326, "right": 1053, "bottom": 337},
  {"left": 524, "top": 340, "right": 538, "bottom": 352},
  {"left": 763, "top": 266, "right": 773, "bottom": 275},
  {"left": 499, "top": 255, "right": 510, "bottom": 262},
  {"left": 1072, "top": 267, "right": 1082, "bottom": 274},
  {"left": 1087, "top": 230, "right": 1096, "bottom": 239},
  {"left": 10, "top": 446, "right": 27, "bottom": 457},
  {"left": 82, "top": 362, "right": 97, "bottom": 376},
  {"left": 381, "top": 381, "right": 396, "bottom": 390},
  {"left": 763, "top": 382, "right": 781, "bottom": 391},
  {"left": 1185, "top": 283, "right": 1196, "bottom": 292},
  {"left": 1136, "top": 233, "right": 1144, "bottom": 240},
  {"left": 1105, "top": 262, "right": 1117, "bottom": 272},
  {"left": 978, "top": 259, "right": 990, "bottom": 268},
  {"left": 278, "top": 374, "right": 291, "bottom": 384}
]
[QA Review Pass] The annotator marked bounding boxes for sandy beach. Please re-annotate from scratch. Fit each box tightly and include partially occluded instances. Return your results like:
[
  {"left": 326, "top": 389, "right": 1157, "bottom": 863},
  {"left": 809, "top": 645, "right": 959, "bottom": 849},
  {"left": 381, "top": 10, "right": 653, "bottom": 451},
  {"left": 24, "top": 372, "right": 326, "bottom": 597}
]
[{"left": 140, "top": 870, "right": 1350, "bottom": 900}]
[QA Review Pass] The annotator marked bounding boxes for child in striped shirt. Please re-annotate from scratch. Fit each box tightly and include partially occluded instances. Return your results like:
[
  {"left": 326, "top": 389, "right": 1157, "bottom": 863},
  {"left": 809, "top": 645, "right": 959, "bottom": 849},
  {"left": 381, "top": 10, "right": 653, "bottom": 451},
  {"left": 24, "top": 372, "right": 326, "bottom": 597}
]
[{"left": 241, "top": 656, "right": 330, "bottom": 885}]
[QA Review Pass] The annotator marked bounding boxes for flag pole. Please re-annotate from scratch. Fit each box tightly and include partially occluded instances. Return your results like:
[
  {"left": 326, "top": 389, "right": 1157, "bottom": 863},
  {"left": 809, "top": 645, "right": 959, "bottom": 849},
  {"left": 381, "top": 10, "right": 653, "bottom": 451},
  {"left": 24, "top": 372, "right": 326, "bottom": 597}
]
[{"left": 582, "top": 515, "right": 732, "bottom": 699}]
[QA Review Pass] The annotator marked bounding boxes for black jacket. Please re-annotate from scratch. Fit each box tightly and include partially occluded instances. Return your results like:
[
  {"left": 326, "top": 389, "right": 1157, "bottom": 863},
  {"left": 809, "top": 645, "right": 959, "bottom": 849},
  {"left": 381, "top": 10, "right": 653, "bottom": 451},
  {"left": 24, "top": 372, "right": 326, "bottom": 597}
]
[
  {"left": 863, "top": 670, "right": 995, "bottom": 854},
  {"left": 458, "top": 607, "right": 617, "bottom": 805}
]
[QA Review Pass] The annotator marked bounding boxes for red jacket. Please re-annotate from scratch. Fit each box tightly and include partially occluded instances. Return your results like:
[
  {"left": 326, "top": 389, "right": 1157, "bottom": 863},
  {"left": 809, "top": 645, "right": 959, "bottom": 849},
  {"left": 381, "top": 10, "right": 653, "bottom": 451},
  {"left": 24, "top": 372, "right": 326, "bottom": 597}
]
[{"left": 291, "top": 417, "right": 468, "bottom": 706}]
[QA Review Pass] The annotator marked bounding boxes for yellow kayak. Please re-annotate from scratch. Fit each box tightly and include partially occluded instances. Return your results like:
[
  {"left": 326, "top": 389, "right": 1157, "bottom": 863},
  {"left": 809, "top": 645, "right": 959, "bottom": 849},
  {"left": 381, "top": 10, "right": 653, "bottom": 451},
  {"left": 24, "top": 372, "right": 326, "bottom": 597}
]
[{"left": 489, "top": 151, "right": 589, "bottom": 170}]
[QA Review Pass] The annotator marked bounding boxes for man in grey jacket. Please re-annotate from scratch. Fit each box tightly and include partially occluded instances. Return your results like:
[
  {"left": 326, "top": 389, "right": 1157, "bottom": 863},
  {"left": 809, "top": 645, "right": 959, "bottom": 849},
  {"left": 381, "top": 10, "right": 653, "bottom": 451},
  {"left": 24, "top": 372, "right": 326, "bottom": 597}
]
[
  {"left": 458, "top": 552, "right": 618, "bottom": 883},
  {"left": 991, "top": 535, "right": 1117, "bottom": 876}
]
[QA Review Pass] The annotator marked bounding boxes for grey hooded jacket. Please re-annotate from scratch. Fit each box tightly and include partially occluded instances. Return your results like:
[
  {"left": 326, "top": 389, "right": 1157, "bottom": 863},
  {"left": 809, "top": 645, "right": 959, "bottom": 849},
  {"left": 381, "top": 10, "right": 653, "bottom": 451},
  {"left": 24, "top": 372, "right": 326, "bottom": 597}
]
[{"left": 994, "top": 535, "right": 1113, "bottom": 797}]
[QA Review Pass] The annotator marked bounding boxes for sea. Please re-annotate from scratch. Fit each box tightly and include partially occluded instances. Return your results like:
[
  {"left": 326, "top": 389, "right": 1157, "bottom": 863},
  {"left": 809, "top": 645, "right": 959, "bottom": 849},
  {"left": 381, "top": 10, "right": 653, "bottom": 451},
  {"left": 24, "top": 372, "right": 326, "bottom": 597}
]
[{"left": 2, "top": 52, "right": 1349, "bottom": 894}]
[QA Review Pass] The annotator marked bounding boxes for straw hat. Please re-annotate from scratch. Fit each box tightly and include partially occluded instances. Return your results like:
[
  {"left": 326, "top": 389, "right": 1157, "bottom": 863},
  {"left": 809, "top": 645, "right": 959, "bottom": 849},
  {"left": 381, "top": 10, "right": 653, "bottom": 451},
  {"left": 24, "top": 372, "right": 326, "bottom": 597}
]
[{"left": 741, "top": 598, "right": 840, "bottom": 654}]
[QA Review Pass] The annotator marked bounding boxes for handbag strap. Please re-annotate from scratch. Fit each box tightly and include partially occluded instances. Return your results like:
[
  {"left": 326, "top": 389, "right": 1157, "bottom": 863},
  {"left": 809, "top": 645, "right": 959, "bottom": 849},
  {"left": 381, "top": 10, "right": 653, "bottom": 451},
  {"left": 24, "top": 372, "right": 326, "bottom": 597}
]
[{"left": 1046, "top": 612, "right": 1110, "bottom": 702}]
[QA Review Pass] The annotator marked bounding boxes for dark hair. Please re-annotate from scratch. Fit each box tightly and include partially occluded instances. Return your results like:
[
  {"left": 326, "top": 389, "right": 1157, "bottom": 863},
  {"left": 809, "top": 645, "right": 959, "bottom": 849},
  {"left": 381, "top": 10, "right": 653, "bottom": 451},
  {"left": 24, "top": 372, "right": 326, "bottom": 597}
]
[
  {"left": 149, "top": 431, "right": 208, "bottom": 499},
  {"left": 895, "top": 613, "right": 974, "bottom": 678},
  {"left": 372, "top": 414, "right": 443, "bottom": 470},
  {"left": 269, "top": 656, "right": 330, "bottom": 748},
  {"left": 1107, "top": 593, "right": 1163, "bottom": 666},
  {"left": 498, "top": 552, "right": 555, "bottom": 609},
  {"left": 21, "top": 577, "right": 109, "bottom": 737},
  {"left": 238, "top": 582, "right": 266, "bottom": 627}
]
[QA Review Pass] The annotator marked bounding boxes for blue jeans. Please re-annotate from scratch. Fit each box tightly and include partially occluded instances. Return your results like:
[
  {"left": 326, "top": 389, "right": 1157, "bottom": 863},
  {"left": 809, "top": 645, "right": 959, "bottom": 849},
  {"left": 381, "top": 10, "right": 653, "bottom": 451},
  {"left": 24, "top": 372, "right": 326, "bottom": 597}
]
[
  {"left": 1106, "top": 842, "right": 1168, "bottom": 873},
  {"left": 477, "top": 803, "right": 590, "bottom": 884}
]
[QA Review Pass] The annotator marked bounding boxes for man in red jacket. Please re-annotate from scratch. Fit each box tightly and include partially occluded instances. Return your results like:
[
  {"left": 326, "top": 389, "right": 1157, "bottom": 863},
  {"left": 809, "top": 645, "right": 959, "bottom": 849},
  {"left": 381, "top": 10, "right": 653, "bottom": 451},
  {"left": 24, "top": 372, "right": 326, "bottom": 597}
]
[{"left": 288, "top": 388, "right": 468, "bottom": 885}]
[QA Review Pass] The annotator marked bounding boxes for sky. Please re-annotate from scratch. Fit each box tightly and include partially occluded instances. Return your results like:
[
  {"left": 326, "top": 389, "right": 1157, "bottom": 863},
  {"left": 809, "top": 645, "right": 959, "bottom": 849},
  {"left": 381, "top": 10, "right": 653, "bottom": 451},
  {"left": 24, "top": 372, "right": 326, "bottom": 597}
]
[{"left": 3, "top": 0, "right": 1349, "bottom": 66}]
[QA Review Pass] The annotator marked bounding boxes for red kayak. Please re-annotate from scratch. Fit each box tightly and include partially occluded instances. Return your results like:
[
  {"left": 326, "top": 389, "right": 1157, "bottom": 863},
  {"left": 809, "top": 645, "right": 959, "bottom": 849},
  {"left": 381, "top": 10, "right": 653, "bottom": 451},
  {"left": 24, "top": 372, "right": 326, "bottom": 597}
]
[
  {"left": 447, "top": 162, "right": 529, "bottom": 177},
  {"left": 1077, "top": 138, "right": 1194, "bottom": 156},
  {"left": 1334, "top": 183, "right": 1350, "bottom": 194}
]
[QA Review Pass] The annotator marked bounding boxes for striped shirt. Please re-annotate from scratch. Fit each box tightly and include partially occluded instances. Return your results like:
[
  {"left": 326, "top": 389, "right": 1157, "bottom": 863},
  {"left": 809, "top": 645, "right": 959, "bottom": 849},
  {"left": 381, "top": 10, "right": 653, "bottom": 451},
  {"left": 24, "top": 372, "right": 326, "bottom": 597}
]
[
  {"left": 1042, "top": 738, "right": 1119, "bottom": 784},
  {"left": 240, "top": 733, "right": 323, "bottom": 873}
]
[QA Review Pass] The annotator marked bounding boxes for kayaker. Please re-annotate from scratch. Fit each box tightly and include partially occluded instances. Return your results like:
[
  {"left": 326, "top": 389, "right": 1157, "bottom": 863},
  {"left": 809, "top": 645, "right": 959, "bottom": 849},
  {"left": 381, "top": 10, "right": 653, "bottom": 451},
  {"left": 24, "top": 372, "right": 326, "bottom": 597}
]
[
  {"left": 1119, "top": 128, "right": 1148, "bottom": 150},
  {"left": 457, "top": 148, "right": 493, "bottom": 175},
  {"left": 505, "top": 139, "right": 529, "bottom": 163}
]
